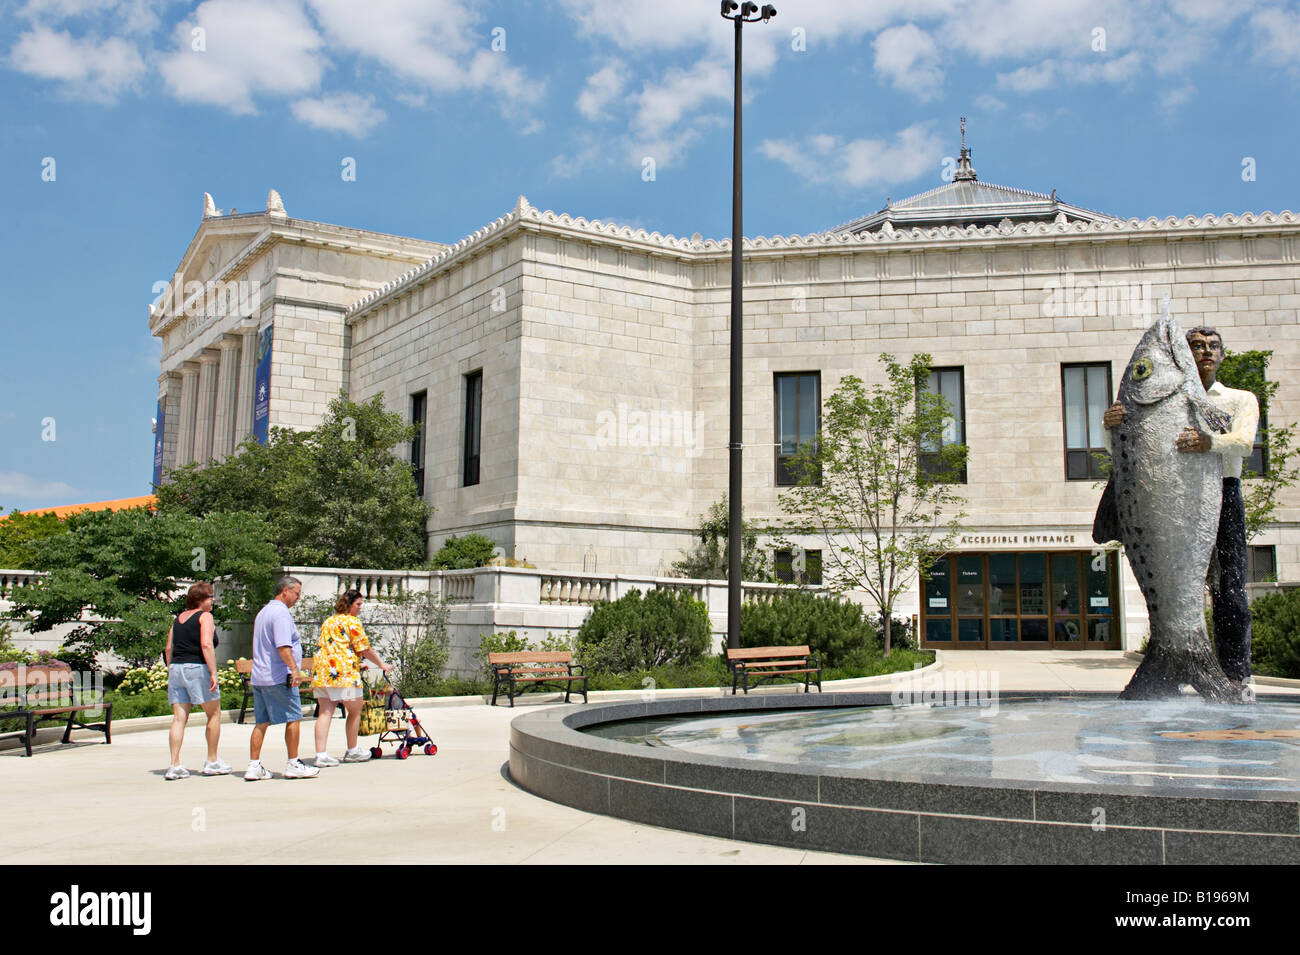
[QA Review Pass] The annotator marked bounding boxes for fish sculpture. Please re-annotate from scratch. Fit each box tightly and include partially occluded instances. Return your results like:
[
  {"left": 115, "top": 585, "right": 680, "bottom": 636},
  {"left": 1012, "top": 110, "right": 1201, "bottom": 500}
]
[{"left": 1092, "top": 308, "right": 1240, "bottom": 701}]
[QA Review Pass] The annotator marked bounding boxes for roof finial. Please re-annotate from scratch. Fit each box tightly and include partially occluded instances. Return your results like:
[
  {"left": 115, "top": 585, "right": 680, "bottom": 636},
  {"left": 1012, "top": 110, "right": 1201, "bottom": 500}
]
[{"left": 953, "top": 117, "right": 977, "bottom": 182}]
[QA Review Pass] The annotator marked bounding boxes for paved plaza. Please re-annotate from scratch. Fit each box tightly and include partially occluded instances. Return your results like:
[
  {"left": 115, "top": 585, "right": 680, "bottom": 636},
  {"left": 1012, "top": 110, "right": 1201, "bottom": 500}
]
[{"left": 2, "top": 651, "right": 1295, "bottom": 865}]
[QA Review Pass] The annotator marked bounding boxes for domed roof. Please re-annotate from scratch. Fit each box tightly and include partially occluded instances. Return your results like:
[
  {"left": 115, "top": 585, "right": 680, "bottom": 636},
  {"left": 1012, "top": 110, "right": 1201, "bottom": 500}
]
[{"left": 831, "top": 119, "right": 1116, "bottom": 234}]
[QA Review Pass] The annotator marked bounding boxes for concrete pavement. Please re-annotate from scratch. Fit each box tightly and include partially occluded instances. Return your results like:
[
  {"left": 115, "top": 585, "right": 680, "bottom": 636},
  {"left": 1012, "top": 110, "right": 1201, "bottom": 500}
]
[{"left": 1, "top": 651, "right": 1294, "bottom": 864}]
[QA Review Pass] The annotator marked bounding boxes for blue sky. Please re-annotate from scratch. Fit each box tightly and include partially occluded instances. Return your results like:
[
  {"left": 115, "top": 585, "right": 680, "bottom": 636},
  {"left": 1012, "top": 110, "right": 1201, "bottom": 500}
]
[{"left": 1, "top": 0, "right": 1298, "bottom": 513}]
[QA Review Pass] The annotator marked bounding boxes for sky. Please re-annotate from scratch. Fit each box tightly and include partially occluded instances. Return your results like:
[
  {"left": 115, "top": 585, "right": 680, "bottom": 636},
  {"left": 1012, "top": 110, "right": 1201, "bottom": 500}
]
[{"left": 0, "top": 0, "right": 1298, "bottom": 513}]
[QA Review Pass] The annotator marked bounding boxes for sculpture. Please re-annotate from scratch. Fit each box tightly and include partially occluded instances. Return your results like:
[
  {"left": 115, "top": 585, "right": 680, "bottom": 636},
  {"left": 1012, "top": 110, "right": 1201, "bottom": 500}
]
[{"left": 1093, "top": 306, "right": 1245, "bottom": 701}]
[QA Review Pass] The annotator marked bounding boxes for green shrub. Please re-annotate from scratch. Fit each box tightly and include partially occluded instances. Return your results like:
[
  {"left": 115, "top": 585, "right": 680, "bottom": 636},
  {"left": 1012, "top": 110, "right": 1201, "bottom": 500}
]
[
  {"left": 576, "top": 588, "right": 711, "bottom": 672},
  {"left": 429, "top": 534, "right": 498, "bottom": 570},
  {"left": 1251, "top": 588, "right": 1300, "bottom": 679},
  {"left": 739, "top": 591, "right": 878, "bottom": 667}
]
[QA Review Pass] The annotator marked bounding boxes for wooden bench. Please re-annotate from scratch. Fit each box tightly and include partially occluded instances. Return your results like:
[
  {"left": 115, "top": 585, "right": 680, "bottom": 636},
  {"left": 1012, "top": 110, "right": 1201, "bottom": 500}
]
[
  {"left": 488, "top": 652, "right": 588, "bottom": 707},
  {"left": 235, "top": 657, "right": 319, "bottom": 724},
  {"left": 0, "top": 665, "right": 112, "bottom": 757},
  {"left": 726, "top": 646, "right": 823, "bottom": 695}
]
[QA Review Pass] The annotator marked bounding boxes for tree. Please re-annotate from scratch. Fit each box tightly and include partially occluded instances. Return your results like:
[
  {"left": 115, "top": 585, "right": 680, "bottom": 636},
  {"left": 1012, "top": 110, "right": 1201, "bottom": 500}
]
[
  {"left": 157, "top": 394, "right": 430, "bottom": 569},
  {"left": 0, "top": 508, "right": 67, "bottom": 568},
  {"left": 1217, "top": 349, "right": 1300, "bottom": 541},
  {"left": 5, "top": 507, "right": 278, "bottom": 667},
  {"left": 777, "top": 354, "right": 967, "bottom": 655},
  {"left": 670, "top": 495, "right": 771, "bottom": 581}
]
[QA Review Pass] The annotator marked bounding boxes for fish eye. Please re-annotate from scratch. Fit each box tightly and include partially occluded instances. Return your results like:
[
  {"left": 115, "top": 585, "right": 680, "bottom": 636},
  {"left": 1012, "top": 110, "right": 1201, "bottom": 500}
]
[{"left": 1132, "top": 358, "right": 1153, "bottom": 381}]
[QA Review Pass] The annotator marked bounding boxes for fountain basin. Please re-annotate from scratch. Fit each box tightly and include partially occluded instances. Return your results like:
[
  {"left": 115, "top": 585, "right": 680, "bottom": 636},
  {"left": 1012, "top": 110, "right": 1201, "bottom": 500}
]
[{"left": 508, "top": 691, "right": 1300, "bottom": 864}]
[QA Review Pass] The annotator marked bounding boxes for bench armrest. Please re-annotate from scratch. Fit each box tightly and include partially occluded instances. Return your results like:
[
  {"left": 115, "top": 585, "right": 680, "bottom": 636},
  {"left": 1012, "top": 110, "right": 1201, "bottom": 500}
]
[{"left": 567, "top": 663, "right": 586, "bottom": 675}]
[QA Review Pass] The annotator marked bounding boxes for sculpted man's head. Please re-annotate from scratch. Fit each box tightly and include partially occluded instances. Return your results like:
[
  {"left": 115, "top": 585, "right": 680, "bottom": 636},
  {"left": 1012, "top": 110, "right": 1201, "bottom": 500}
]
[{"left": 1186, "top": 326, "right": 1224, "bottom": 388}]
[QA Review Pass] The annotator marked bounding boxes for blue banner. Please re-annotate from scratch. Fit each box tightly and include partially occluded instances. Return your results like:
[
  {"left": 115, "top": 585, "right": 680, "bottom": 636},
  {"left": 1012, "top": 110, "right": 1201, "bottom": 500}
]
[
  {"left": 253, "top": 324, "right": 273, "bottom": 445},
  {"left": 152, "top": 400, "right": 165, "bottom": 488}
]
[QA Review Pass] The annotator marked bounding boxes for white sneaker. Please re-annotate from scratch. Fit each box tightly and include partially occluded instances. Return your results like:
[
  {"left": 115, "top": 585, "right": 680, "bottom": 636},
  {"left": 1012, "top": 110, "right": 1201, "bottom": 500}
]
[
  {"left": 343, "top": 747, "right": 372, "bottom": 763},
  {"left": 244, "top": 762, "right": 272, "bottom": 781},
  {"left": 314, "top": 753, "right": 340, "bottom": 767},
  {"left": 165, "top": 765, "right": 190, "bottom": 780},
  {"left": 202, "top": 757, "right": 233, "bottom": 776},
  {"left": 284, "top": 758, "right": 320, "bottom": 779}
]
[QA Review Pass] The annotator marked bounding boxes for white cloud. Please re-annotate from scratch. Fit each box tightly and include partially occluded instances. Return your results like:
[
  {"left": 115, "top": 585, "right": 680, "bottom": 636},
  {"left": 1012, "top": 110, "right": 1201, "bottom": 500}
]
[
  {"left": 576, "top": 61, "right": 628, "bottom": 120},
  {"left": 18, "top": 0, "right": 164, "bottom": 34},
  {"left": 307, "top": 0, "right": 543, "bottom": 108},
  {"left": 1250, "top": 6, "right": 1300, "bottom": 68},
  {"left": 873, "top": 23, "right": 944, "bottom": 100},
  {"left": 0, "top": 472, "right": 77, "bottom": 502},
  {"left": 760, "top": 122, "right": 944, "bottom": 190},
  {"left": 974, "top": 92, "right": 1006, "bottom": 111},
  {"left": 158, "top": 0, "right": 325, "bottom": 114},
  {"left": 632, "top": 56, "right": 731, "bottom": 139},
  {"left": 996, "top": 60, "right": 1057, "bottom": 93},
  {"left": 8, "top": 26, "right": 145, "bottom": 100},
  {"left": 291, "top": 92, "right": 385, "bottom": 135},
  {"left": 1159, "top": 83, "right": 1197, "bottom": 113}
]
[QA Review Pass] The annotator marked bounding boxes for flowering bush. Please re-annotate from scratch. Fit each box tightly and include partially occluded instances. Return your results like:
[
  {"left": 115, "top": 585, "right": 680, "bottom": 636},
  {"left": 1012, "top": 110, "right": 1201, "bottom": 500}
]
[
  {"left": 118, "top": 662, "right": 169, "bottom": 695},
  {"left": 117, "top": 659, "right": 244, "bottom": 696}
]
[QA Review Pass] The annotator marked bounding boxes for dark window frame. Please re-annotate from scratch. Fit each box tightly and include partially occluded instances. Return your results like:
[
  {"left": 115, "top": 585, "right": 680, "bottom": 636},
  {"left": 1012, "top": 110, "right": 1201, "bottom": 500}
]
[
  {"left": 774, "top": 371, "right": 821, "bottom": 486},
  {"left": 1248, "top": 545, "right": 1277, "bottom": 583},
  {"left": 410, "top": 390, "right": 427, "bottom": 498},
  {"left": 774, "top": 547, "right": 823, "bottom": 585},
  {"left": 1061, "top": 362, "right": 1113, "bottom": 481},
  {"left": 918, "top": 366, "right": 968, "bottom": 484},
  {"left": 463, "top": 370, "right": 482, "bottom": 487}
]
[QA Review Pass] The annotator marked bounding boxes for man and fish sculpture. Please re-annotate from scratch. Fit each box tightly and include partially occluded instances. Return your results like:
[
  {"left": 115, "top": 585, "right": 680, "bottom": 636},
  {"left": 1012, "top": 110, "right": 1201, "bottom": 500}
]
[{"left": 1093, "top": 299, "right": 1256, "bottom": 703}]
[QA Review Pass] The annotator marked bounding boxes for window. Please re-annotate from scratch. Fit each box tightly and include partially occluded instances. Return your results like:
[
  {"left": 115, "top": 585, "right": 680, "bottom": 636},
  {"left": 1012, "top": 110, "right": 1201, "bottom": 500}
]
[
  {"left": 463, "top": 371, "right": 481, "bottom": 487},
  {"left": 774, "top": 548, "right": 822, "bottom": 585},
  {"left": 775, "top": 372, "right": 820, "bottom": 485},
  {"left": 919, "top": 367, "right": 967, "bottom": 483},
  {"left": 410, "top": 390, "right": 427, "bottom": 498},
  {"left": 1245, "top": 407, "right": 1268, "bottom": 477},
  {"left": 1061, "top": 363, "right": 1112, "bottom": 480},
  {"left": 1249, "top": 545, "right": 1277, "bottom": 583}
]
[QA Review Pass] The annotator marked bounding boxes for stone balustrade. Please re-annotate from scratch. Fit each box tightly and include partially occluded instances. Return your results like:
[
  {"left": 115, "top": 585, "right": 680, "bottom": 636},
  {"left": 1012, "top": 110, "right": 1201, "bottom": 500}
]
[{"left": 0, "top": 570, "right": 45, "bottom": 600}]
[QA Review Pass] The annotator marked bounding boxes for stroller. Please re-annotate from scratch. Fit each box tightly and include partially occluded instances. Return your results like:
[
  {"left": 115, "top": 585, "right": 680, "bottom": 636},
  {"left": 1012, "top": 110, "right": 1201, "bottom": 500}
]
[{"left": 363, "top": 670, "right": 437, "bottom": 761}]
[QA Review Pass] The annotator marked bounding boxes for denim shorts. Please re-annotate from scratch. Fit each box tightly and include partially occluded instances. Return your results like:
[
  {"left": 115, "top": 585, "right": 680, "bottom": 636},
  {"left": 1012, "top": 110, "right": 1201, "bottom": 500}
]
[
  {"left": 252, "top": 683, "right": 303, "bottom": 725},
  {"left": 168, "top": 663, "right": 220, "bottom": 706}
]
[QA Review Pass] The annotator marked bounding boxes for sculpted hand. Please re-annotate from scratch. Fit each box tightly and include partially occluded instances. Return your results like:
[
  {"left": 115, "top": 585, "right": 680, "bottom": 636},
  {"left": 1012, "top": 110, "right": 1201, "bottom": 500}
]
[
  {"left": 1103, "top": 403, "right": 1125, "bottom": 430},
  {"left": 1176, "top": 427, "right": 1211, "bottom": 453}
]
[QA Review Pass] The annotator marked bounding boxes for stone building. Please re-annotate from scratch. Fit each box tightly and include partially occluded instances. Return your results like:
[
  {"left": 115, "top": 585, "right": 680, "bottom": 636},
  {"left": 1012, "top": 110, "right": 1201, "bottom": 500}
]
[{"left": 151, "top": 150, "right": 1300, "bottom": 652}]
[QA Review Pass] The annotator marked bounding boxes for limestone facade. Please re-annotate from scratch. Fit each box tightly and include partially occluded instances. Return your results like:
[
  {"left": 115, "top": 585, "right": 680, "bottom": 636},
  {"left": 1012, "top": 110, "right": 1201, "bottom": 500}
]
[{"left": 153, "top": 189, "right": 1300, "bottom": 651}]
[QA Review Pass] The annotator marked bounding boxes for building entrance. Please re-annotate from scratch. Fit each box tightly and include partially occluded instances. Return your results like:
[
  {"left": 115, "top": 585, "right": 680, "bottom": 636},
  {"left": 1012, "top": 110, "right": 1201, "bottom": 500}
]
[{"left": 921, "top": 550, "right": 1121, "bottom": 649}]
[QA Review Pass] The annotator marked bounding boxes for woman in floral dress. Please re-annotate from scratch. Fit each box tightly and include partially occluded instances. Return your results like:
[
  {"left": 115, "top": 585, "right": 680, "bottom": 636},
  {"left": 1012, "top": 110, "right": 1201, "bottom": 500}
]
[{"left": 311, "top": 589, "right": 393, "bottom": 765}]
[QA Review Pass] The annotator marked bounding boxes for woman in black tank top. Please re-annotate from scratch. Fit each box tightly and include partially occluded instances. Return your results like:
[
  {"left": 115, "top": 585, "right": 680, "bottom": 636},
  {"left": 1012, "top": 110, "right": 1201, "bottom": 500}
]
[{"left": 163, "top": 581, "right": 229, "bottom": 779}]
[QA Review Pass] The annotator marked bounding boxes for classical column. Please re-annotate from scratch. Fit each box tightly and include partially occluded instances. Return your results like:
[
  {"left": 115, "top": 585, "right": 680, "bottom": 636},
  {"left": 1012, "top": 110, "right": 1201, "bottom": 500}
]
[
  {"left": 212, "top": 338, "right": 241, "bottom": 459},
  {"left": 193, "top": 351, "right": 220, "bottom": 464},
  {"left": 178, "top": 362, "right": 200, "bottom": 466},
  {"left": 234, "top": 325, "right": 258, "bottom": 444}
]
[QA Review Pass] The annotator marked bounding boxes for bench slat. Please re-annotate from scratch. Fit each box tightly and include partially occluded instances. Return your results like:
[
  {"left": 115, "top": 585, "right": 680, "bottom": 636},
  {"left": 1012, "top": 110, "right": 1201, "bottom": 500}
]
[
  {"left": 488, "top": 651, "right": 573, "bottom": 664},
  {"left": 726, "top": 646, "right": 812, "bottom": 660}
]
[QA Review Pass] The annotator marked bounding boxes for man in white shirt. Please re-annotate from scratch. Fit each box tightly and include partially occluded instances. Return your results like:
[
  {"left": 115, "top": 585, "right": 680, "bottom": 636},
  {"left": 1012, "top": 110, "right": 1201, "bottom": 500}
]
[{"left": 1104, "top": 326, "right": 1260, "bottom": 682}]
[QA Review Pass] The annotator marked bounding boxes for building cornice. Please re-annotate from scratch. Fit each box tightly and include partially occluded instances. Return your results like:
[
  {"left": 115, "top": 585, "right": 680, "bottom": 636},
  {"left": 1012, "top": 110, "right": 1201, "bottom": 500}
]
[{"left": 345, "top": 199, "right": 1300, "bottom": 323}]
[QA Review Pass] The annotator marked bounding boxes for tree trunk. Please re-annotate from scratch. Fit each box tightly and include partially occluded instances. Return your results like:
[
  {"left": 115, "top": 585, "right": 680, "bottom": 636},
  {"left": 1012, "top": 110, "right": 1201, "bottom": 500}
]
[
  {"left": 1120, "top": 640, "right": 1248, "bottom": 703},
  {"left": 881, "top": 608, "right": 891, "bottom": 657}
]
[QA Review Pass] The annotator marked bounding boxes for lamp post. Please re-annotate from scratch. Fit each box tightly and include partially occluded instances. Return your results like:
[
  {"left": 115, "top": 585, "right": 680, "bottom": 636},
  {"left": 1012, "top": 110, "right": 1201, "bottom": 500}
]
[{"left": 721, "top": 1, "right": 775, "bottom": 650}]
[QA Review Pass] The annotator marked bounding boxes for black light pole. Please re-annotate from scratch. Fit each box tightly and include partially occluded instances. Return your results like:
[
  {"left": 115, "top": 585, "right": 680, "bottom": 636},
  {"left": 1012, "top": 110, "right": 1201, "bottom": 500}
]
[{"left": 721, "top": 1, "right": 775, "bottom": 650}]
